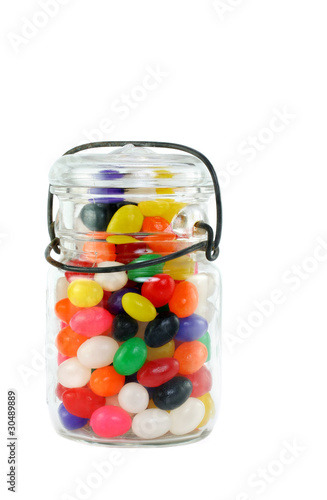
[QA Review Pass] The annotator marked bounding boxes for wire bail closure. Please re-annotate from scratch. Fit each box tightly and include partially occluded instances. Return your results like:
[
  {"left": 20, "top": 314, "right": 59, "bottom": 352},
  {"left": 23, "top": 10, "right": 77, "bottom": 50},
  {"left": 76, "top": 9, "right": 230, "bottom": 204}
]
[{"left": 45, "top": 141, "right": 222, "bottom": 273}]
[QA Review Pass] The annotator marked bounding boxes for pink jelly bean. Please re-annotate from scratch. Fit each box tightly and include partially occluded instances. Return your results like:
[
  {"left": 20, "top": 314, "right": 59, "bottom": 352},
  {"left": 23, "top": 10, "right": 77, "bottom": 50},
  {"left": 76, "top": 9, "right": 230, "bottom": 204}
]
[
  {"left": 70, "top": 307, "right": 114, "bottom": 337},
  {"left": 90, "top": 405, "right": 132, "bottom": 437},
  {"left": 58, "top": 353, "right": 70, "bottom": 365}
]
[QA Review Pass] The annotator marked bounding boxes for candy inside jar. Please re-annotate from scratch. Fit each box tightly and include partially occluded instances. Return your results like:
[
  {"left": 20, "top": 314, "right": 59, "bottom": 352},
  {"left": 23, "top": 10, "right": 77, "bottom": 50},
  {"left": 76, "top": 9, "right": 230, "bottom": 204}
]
[{"left": 46, "top": 142, "right": 222, "bottom": 446}]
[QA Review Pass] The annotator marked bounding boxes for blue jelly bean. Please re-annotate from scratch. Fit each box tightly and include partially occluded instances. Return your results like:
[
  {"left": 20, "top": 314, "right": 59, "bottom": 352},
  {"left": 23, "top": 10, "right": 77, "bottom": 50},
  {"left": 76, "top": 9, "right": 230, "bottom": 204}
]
[
  {"left": 107, "top": 287, "right": 141, "bottom": 315},
  {"left": 174, "top": 314, "right": 208, "bottom": 342},
  {"left": 58, "top": 403, "right": 88, "bottom": 430}
]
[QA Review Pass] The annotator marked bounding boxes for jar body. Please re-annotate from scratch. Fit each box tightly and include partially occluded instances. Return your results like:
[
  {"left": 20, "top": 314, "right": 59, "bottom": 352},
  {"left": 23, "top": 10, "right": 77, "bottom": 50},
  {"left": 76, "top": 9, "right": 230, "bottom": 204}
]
[{"left": 46, "top": 145, "right": 222, "bottom": 446}]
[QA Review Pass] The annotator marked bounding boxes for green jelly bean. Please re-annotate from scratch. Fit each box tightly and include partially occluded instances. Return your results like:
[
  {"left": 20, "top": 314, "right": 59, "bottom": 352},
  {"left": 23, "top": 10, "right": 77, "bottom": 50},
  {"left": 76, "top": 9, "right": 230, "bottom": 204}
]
[
  {"left": 198, "top": 332, "right": 211, "bottom": 362},
  {"left": 113, "top": 338, "right": 148, "bottom": 376},
  {"left": 127, "top": 254, "right": 164, "bottom": 282}
]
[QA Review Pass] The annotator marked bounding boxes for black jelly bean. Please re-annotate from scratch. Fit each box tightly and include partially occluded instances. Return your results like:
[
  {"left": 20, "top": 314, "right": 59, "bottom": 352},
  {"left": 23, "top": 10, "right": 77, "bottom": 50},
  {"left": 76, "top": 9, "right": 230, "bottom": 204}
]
[
  {"left": 152, "top": 376, "right": 193, "bottom": 411},
  {"left": 112, "top": 312, "right": 139, "bottom": 342},
  {"left": 80, "top": 203, "right": 118, "bottom": 231},
  {"left": 144, "top": 312, "right": 180, "bottom": 348}
]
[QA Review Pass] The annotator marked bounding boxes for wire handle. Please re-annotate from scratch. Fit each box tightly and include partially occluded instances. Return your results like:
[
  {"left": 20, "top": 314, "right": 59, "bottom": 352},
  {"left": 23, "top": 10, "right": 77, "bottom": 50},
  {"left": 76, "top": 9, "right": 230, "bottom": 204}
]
[{"left": 45, "top": 141, "right": 222, "bottom": 272}]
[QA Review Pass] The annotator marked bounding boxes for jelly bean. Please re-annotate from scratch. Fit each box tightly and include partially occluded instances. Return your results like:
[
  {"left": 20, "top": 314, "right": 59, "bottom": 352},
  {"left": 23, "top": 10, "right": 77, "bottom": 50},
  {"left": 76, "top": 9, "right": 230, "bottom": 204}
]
[
  {"left": 144, "top": 234, "right": 177, "bottom": 254},
  {"left": 146, "top": 340, "right": 175, "bottom": 361},
  {"left": 147, "top": 399, "right": 158, "bottom": 409},
  {"left": 152, "top": 376, "right": 193, "bottom": 411},
  {"left": 137, "top": 358, "right": 180, "bottom": 387},
  {"left": 174, "top": 341, "right": 207, "bottom": 375},
  {"left": 187, "top": 273, "right": 216, "bottom": 300},
  {"left": 118, "top": 382, "right": 149, "bottom": 414},
  {"left": 174, "top": 314, "right": 208, "bottom": 342},
  {"left": 93, "top": 261, "right": 128, "bottom": 291},
  {"left": 184, "top": 366, "right": 212, "bottom": 397},
  {"left": 169, "top": 398, "right": 205, "bottom": 435},
  {"left": 198, "top": 392, "right": 215, "bottom": 427},
  {"left": 144, "top": 312, "right": 179, "bottom": 348},
  {"left": 106, "top": 235, "right": 138, "bottom": 244},
  {"left": 161, "top": 202, "right": 186, "bottom": 223},
  {"left": 163, "top": 255, "right": 195, "bottom": 281},
  {"left": 138, "top": 200, "right": 170, "bottom": 217},
  {"left": 142, "top": 216, "right": 170, "bottom": 232},
  {"left": 54, "top": 298, "right": 82, "bottom": 324},
  {"left": 67, "top": 279, "right": 103, "bottom": 308},
  {"left": 112, "top": 313, "right": 138, "bottom": 342},
  {"left": 56, "top": 276, "right": 69, "bottom": 301},
  {"left": 115, "top": 242, "right": 149, "bottom": 264},
  {"left": 56, "top": 326, "right": 88, "bottom": 357},
  {"left": 58, "top": 353, "right": 70, "bottom": 365},
  {"left": 198, "top": 331, "right": 211, "bottom": 362},
  {"left": 57, "top": 357, "right": 91, "bottom": 388},
  {"left": 70, "top": 307, "right": 114, "bottom": 337},
  {"left": 58, "top": 403, "right": 88, "bottom": 430},
  {"left": 64, "top": 259, "right": 95, "bottom": 283},
  {"left": 195, "top": 302, "right": 216, "bottom": 323},
  {"left": 169, "top": 281, "right": 199, "bottom": 318},
  {"left": 127, "top": 254, "right": 164, "bottom": 282},
  {"left": 107, "top": 287, "right": 140, "bottom": 315},
  {"left": 55, "top": 382, "right": 69, "bottom": 400},
  {"left": 141, "top": 274, "right": 175, "bottom": 308},
  {"left": 122, "top": 293, "right": 156, "bottom": 322},
  {"left": 77, "top": 337, "right": 119, "bottom": 368},
  {"left": 113, "top": 338, "right": 147, "bottom": 376},
  {"left": 82, "top": 240, "right": 116, "bottom": 264},
  {"left": 90, "top": 405, "right": 132, "bottom": 438},
  {"left": 90, "top": 366, "right": 125, "bottom": 397},
  {"left": 80, "top": 203, "right": 118, "bottom": 231},
  {"left": 62, "top": 388, "right": 106, "bottom": 418},
  {"left": 132, "top": 409, "right": 171, "bottom": 439},
  {"left": 107, "top": 205, "right": 144, "bottom": 233}
]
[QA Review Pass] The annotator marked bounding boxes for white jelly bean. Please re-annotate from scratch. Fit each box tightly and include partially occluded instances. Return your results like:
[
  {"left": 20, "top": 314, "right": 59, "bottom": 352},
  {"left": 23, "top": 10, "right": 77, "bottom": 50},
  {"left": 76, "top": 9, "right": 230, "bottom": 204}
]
[
  {"left": 77, "top": 336, "right": 119, "bottom": 369},
  {"left": 170, "top": 398, "right": 205, "bottom": 435},
  {"left": 132, "top": 409, "right": 171, "bottom": 439},
  {"left": 94, "top": 261, "right": 128, "bottom": 291},
  {"left": 57, "top": 357, "right": 91, "bottom": 388},
  {"left": 56, "top": 276, "right": 69, "bottom": 301},
  {"left": 187, "top": 273, "right": 216, "bottom": 299},
  {"left": 118, "top": 382, "right": 149, "bottom": 414}
]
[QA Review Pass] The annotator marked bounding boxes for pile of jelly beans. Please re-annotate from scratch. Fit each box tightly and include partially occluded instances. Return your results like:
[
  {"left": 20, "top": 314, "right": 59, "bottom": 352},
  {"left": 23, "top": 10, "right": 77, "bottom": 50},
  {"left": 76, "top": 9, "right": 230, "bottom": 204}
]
[{"left": 54, "top": 201, "right": 216, "bottom": 440}]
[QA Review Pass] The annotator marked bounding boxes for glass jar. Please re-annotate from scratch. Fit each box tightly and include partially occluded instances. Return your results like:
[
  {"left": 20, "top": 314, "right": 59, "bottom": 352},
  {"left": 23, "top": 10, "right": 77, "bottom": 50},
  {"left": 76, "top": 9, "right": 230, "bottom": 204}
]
[{"left": 45, "top": 141, "right": 222, "bottom": 446}]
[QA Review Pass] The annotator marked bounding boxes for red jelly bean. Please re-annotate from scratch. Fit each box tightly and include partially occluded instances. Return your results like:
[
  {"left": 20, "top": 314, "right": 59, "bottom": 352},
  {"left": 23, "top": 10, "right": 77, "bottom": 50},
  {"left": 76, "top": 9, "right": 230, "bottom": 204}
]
[
  {"left": 184, "top": 365, "right": 212, "bottom": 397},
  {"left": 62, "top": 388, "right": 106, "bottom": 418},
  {"left": 90, "top": 405, "right": 132, "bottom": 438},
  {"left": 174, "top": 341, "right": 208, "bottom": 375},
  {"left": 54, "top": 298, "right": 82, "bottom": 324},
  {"left": 55, "top": 382, "right": 69, "bottom": 400},
  {"left": 137, "top": 358, "right": 180, "bottom": 387},
  {"left": 141, "top": 274, "right": 175, "bottom": 308},
  {"left": 70, "top": 307, "right": 114, "bottom": 337},
  {"left": 169, "top": 281, "right": 199, "bottom": 318},
  {"left": 142, "top": 216, "right": 170, "bottom": 232},
  {"left": 115, "top": 242, "right": 149, "bottom": 264},
  {"left": 55, "top": 326, "right": 88, "bottom": 357},
  {"left": 65, "top": 259, "right": 96, "bottom": 283},
  {"left": 58, "top": 352, "right": 70, "bottom": 365}
]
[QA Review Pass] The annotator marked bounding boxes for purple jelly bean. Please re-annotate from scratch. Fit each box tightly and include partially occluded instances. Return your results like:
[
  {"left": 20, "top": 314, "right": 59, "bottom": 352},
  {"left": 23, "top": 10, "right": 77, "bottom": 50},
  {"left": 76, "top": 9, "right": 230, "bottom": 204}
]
[
  {"left": 107, "top": 288, "right": 141, "bottom": 315},
  {"left": 174, "top": 314, "right": 208, "bottom": 342},
  {"left": 58, "top": 403, "right": 88, "bottom": 430}
]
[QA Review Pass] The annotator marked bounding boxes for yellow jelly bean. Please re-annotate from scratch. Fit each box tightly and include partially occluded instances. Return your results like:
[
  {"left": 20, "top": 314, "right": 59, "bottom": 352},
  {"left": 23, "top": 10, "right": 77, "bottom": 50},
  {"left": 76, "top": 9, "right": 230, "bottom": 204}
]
[
  {"left": 67, "top": 279, "right": 103, "bottom": 308},
  {"left": 106, "top": 235, "right": 138, "bottom": 244},
  {"left": 154, "top": 169, "right": 174, "bottom": 179},
  {"left": 156, "top": 188, "right": 175, "bottom": 195},
  {"left": 163, "top": 255, "right": 196, "bottom": 281},
  {"left": 147, "top": 399, "right": 158, "bottom": 409},
  {"left": 138, "top": 200, "right": 170, "bottom": 217},
  {"left": 122, "top": 293, "right": 156, "bottom": 322},
  {"left": 146, "top": 340, "right": 175, "bottom": 361},
  {"left": 161, "top": 202, "right": 186, "bottom": 223},
  {"left": 107, "top": 205, "right": 144, "bottom": 233},
  {"left": 198, "top": 392, "right": 215, "bottom": 427}
]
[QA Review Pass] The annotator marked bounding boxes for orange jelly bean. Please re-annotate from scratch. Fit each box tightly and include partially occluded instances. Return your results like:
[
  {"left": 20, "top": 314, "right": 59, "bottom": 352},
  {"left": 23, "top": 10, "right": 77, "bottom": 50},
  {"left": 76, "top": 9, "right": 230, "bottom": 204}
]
[
  {"left": 169, "top": 281, "right": 199, "bottom": 318},
  {"left": 174, "top": 341, "right": 208, "bottom": 375},
  {"left": 82, "top": 240, "right": 116, "bottom": 263},
  {"left": 55, "top": 326, "right": 88, "bottom": 357},
  {"left": 89, "top": 366, "right": 125, "bottom": 397},
  {"left": 142, "top": 216, "right": 170, "bottom": 232},
  {"left": 54, "top": 298, "right": 82, "bottom": 324},
  {"left": 144, "top": 233, "right": 177, "bottom": 254}
]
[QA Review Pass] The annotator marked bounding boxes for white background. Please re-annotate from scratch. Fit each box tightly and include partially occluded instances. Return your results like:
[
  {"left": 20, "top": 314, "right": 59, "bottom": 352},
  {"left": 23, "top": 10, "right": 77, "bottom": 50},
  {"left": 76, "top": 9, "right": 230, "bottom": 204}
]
[{"left": 1, "top": 1, "right": 326, "bottom": 499}]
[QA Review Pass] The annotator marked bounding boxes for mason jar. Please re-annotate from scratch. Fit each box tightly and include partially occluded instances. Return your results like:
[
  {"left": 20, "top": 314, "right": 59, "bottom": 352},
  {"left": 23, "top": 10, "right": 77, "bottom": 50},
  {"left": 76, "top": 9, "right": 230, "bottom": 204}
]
[{"left": 45, "top": 141, "right": 222, "bottom": 446}]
